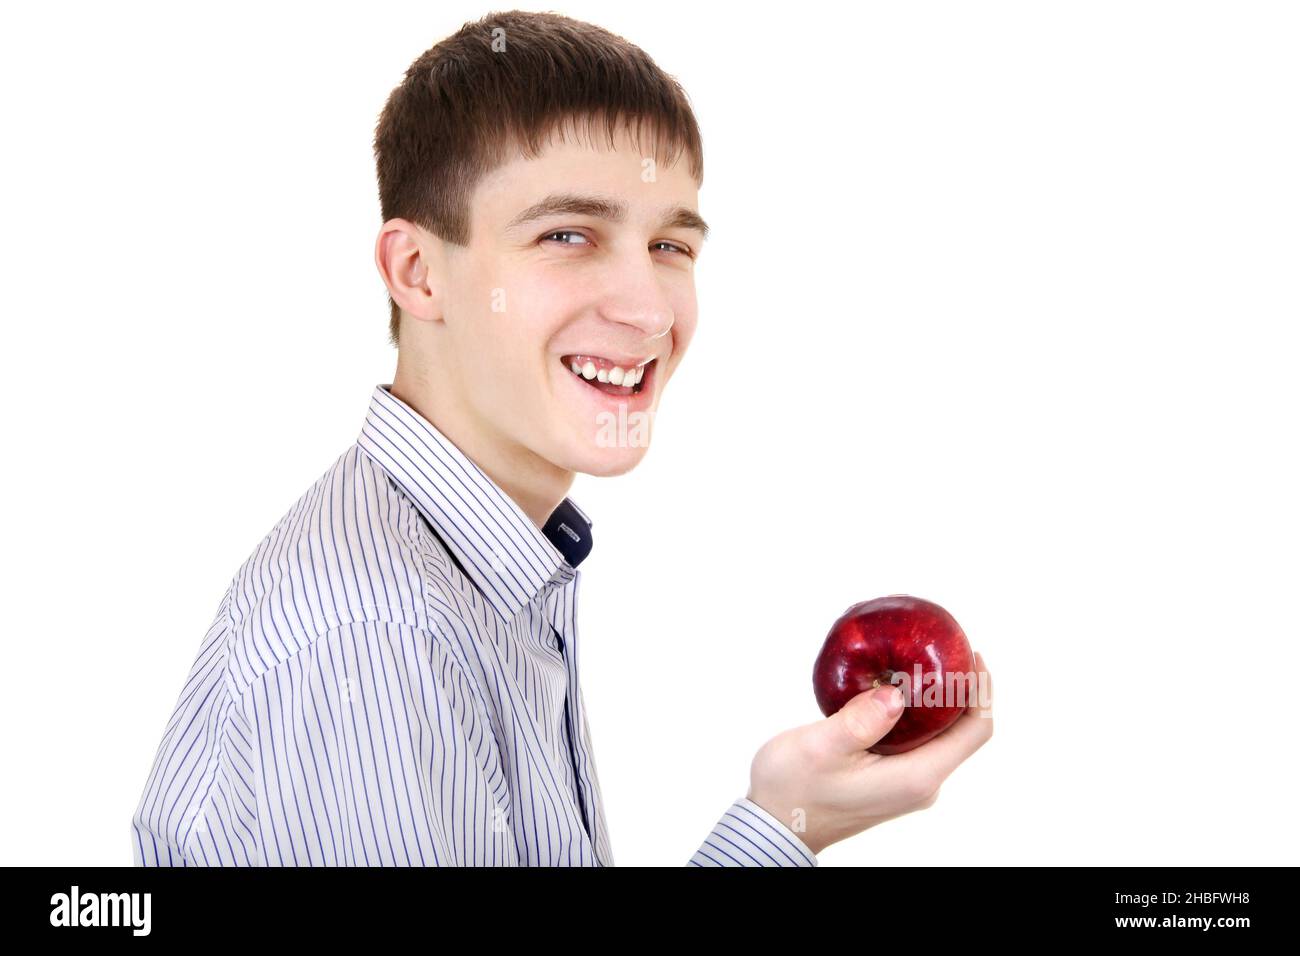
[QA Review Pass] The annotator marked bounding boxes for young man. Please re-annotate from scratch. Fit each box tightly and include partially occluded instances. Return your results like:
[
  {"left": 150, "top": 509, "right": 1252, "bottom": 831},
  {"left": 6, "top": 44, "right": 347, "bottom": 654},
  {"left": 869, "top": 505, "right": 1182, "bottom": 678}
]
[{"left": 132, "top": 10, "right": 992, "bottom": 867}]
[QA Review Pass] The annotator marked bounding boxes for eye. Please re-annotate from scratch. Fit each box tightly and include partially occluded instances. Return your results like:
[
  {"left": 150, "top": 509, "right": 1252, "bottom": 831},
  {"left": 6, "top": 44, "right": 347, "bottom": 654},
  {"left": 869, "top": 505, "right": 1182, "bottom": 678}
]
[
  {"left": 540, "top": 229, "right": 591, "bottom": 246},
  {"left": 652, "top": 240, "right": 695, "bottom": 259}
]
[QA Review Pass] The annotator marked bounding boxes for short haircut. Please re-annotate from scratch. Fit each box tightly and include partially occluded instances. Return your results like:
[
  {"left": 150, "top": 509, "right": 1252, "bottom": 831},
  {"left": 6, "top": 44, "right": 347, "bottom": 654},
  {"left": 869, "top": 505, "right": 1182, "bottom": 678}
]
[{"left": 373, "top": 10, "right": 705, "bottom": 347}]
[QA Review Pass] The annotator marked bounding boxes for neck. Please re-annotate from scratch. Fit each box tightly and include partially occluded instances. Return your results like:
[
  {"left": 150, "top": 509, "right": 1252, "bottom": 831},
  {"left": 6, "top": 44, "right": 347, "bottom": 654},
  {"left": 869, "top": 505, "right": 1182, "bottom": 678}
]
[{"left": 389, "top": 363, "right": 573, "bottom": 529}]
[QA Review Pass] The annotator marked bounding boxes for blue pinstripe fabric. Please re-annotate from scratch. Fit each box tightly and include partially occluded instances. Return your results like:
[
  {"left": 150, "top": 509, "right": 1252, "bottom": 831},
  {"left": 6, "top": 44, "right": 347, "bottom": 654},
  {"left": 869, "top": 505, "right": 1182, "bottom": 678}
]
[{"left": 131, "top": 383, "right": 816, "bottom": 867}]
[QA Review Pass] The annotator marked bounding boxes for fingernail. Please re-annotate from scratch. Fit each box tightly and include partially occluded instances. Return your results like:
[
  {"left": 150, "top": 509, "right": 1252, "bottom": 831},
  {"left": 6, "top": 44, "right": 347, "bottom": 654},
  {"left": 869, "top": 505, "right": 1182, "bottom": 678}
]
[{"left": 877, "top": 685, "right": 904, "bottom": 716}]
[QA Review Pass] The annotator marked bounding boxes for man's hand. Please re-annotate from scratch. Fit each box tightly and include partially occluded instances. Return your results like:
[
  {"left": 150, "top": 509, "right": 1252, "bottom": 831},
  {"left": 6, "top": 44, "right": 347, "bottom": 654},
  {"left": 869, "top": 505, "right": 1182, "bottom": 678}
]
[{"left": 747, "top": 652, "right": 994, "bottom": 855}]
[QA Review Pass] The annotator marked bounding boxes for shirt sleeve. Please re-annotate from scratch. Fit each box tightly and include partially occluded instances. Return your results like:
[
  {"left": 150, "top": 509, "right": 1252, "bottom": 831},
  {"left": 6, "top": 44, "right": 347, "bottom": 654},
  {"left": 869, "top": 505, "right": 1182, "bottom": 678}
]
[
  {"left": 688, "top": 797, "right": 819, "bottom": 867},
  {"left": 132, "top": 620, "right": 511, "bottom": 866}
]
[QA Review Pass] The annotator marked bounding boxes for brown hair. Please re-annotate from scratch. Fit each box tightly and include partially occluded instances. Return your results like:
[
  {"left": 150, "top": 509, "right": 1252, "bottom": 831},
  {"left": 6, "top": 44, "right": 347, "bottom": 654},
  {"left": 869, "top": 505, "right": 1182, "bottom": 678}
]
[{"left": 372, "top": 10, "right": 705, "bottom": 347}]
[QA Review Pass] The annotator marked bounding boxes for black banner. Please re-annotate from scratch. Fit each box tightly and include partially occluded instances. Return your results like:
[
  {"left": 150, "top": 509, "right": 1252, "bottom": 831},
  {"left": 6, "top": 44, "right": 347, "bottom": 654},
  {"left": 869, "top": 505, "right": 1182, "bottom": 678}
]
[{"left": 6, "top": 866, "right": 1289, "bottom": 942}]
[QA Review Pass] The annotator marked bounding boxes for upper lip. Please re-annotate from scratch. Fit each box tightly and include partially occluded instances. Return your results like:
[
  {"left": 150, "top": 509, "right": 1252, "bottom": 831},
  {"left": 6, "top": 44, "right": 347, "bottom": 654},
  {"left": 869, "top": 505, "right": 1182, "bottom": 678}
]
[{"left": 561, "top": 352, "right": 659, "bottom": 369}]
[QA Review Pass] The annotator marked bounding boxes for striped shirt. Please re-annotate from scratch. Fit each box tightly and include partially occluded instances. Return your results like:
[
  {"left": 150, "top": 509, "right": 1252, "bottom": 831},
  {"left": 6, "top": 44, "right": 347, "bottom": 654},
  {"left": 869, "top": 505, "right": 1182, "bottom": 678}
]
[{"left": 131, "top": 383, "right": 817, "bottom": 867}]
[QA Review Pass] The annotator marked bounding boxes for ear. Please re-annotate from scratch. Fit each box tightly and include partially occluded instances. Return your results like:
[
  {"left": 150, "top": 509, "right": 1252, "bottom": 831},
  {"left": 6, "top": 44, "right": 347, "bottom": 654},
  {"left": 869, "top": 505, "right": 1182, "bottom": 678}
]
[{"left": 375, "top": 218, "right": 444, "bottom": 323}]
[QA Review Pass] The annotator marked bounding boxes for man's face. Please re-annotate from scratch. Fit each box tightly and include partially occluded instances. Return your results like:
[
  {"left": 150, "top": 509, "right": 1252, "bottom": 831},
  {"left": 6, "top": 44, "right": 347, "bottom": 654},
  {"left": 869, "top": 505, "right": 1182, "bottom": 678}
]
[{"left": 434, "top": 122, "right": 703, "bottom": 477}]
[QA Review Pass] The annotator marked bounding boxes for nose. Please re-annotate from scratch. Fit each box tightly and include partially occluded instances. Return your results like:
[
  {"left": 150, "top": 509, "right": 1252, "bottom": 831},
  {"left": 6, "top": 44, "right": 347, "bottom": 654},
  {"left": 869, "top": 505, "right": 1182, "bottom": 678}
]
[{"left": 596, "top": 249, "right": 675, "bottom": 341}]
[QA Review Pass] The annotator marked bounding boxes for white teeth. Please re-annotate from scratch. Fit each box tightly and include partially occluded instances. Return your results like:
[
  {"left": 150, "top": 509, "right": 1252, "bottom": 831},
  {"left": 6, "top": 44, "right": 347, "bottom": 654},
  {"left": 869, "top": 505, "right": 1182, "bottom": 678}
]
[{"left": 567, "top": 358, "right": 651, "bottom": 390}]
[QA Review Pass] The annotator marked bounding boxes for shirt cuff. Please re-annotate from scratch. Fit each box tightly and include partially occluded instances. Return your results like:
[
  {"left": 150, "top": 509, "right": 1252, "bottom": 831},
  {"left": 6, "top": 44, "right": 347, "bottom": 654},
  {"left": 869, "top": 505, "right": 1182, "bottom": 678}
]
[{"left": 688, "top": 797, "right": 819, "bottom": 867}]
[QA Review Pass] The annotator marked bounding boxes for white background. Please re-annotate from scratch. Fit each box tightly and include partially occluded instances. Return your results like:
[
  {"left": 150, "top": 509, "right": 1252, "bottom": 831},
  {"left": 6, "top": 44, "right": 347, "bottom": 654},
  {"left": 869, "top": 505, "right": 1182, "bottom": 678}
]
[{"left": 1, "top": 1, "right": 1296, "bottom": 866}]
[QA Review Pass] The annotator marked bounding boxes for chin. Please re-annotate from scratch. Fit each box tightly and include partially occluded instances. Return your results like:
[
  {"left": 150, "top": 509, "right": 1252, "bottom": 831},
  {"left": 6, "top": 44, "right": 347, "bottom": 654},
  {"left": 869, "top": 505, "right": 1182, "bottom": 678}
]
[{"left": 567, "top": 443, "right": 649, "bottom": 477}]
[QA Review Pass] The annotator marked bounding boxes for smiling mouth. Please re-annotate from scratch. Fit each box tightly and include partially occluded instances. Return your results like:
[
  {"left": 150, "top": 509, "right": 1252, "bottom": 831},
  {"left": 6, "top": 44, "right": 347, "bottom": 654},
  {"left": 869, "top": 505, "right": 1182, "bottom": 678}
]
[{"left": 561, "top": 354, "right": 655, "bottom": 396}]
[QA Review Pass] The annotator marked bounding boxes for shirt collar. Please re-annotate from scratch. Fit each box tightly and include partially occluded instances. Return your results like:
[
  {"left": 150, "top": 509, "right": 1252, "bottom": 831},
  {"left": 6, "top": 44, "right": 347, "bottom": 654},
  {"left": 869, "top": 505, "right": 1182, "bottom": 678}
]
[{"left": 356, "top": 383, "right": 592, "bottom": 624}]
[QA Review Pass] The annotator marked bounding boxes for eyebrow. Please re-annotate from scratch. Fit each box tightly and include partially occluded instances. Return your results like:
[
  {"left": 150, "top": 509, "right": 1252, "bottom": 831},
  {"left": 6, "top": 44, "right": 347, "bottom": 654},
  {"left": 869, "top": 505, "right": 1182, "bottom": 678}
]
[{"left": 506, "top": 192, "right": 709, "bottom": 242}]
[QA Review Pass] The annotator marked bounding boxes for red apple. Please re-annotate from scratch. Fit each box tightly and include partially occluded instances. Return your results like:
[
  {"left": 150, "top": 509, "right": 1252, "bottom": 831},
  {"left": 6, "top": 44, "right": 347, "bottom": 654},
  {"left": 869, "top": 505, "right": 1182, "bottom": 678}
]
[{"left": 813, "top": 595, "right": 975, "bottom": 755}]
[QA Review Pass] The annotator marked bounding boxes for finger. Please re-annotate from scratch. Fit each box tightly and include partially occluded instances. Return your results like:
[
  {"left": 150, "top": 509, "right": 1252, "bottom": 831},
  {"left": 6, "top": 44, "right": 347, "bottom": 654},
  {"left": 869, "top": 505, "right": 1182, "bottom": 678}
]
[
  {"left": 968, "top": 651, "right": 992, "bottom": 716},
  {"left": 883, "top": 697, "right": 994, "bottom": 789},
  {"left": 821, "top": 684, "right": 906, "bottom": 755}
]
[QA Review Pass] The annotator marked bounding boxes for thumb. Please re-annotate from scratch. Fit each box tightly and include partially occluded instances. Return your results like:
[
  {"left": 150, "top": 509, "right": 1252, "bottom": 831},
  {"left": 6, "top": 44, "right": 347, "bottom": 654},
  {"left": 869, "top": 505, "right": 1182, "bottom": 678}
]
[{"left": 825, "top": 684, "right": 906, "bottom": 754}]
